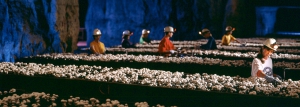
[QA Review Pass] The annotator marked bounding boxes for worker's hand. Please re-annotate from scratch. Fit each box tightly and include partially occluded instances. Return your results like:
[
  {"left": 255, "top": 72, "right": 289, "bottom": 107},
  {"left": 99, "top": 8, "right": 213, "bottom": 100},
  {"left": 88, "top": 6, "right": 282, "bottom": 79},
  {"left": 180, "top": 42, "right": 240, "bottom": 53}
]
[
  {"left": 274, "top": 74, "right": 282, "bottom": 80},
  {"left": 170, "top": 50, "right": 177, "bottom": 54},
  {"left": 265, "top": 75, "right": 281, "bottom": 85},
  {"left": 273, "top": 78, "right": 282, "bottom": 86},
  {"left": 264, "top": 75, "right": 275, "bottom": 83}
]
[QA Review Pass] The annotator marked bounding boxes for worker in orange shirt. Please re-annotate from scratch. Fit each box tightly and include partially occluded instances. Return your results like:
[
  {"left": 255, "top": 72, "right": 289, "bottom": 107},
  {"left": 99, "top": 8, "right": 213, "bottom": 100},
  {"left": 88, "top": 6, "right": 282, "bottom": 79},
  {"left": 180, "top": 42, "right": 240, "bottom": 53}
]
[
  {"left": 158, "top": 26, "right": 176, "bottom": 57},
  {"left": 90, "top": 28, "right": 106, "bottom": 54}
]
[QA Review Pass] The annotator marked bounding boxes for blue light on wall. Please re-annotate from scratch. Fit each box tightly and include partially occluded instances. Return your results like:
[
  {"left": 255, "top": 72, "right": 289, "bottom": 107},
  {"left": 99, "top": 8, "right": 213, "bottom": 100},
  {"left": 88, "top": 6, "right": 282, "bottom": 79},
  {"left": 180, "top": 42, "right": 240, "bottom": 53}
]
[
  {"left": 256, "top": 6, "right": 300, "bottom": 36},
  {"left": 255, "top": 7, "right": 278, "bottom": 36},
  {"left": 85, "top": 0, "right": 212, "bottom": 47}
]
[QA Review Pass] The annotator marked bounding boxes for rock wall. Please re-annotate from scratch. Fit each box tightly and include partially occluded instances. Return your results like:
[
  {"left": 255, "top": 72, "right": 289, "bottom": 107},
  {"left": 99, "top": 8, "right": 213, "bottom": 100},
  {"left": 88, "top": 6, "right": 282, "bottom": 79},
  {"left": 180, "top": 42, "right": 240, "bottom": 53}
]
[
  {"left": 0, "top": 0, "right": 261, "bottom": 62},
  {"left": 0, "top": 0, "right": 79, "bottom": 62},
  {"left": 56, "top": 0, "right": 79, "bottom": 53},
  {"left": 85, "top": 0, "right": 213, "bottom": 47},
  {"left": 255, "top": 7, "right": 278, "bottom": 36},
  {"left": 85, "top": 0, "right": 252, "bottom": 47}
]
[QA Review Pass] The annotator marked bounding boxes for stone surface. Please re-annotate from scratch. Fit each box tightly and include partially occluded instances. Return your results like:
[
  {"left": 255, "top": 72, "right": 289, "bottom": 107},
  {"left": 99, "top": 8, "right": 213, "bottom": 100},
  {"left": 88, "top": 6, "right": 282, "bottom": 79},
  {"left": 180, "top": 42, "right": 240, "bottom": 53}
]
[
  {"left": 56, "top": 0, "right": 80, "bottom": 53},
  {"left": 84, "top": 0, "right": 253, "bottom": 47},
  {"left": 85, "top": 0, "right": 211, "bottom": 47},
  {"left": 0, "top": 0, "right": 79, "bottom": 62},
  {"left": 1, "top": 0, "right": 295, "bottom": 62}
]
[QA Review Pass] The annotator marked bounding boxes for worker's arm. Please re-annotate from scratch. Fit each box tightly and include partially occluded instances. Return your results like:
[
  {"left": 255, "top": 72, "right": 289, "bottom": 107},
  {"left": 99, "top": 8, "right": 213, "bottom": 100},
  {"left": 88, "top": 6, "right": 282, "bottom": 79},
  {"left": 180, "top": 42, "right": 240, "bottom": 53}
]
[{"left": 90, "top": 45, "right": 98, "bottom": 54}]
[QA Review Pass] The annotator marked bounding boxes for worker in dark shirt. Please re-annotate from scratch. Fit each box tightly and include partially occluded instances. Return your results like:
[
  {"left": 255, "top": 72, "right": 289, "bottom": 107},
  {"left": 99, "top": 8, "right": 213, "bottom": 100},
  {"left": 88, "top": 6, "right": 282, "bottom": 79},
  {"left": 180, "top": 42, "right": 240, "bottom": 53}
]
[
  {"left": 121, "top": 30, "right": 136, "bottom": 48},
  {"left": 199, "top": 29, "right": 217, "bottom": 50}
]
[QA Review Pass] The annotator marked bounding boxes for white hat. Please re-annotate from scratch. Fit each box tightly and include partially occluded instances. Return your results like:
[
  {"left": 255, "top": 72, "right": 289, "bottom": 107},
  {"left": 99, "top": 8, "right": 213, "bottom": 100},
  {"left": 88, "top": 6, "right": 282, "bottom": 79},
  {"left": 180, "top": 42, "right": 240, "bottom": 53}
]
[
  {"left": 142, "top": 29, "right": 150, "bottom": 34},
  {"left": 93, "top": 29, "right": 101, "bottom": 35},
  {"left": 123, "top": 30, "right": 131, "bottom": 35},
  {"left": 263, "top": 38, "right": 278, "bottom": 51},
  {"left": 164, "top": 26, "right": 174, "bottom": 32}
]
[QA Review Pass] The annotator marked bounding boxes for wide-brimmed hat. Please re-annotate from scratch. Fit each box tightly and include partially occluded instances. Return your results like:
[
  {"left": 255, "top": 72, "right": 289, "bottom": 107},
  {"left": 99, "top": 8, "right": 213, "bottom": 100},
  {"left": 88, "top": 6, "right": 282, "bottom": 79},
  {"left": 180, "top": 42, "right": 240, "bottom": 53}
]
[
  {"left": 142, "top": 29, "right": 150, "bottom": 34},
  {"left": 93, "top": 28, "right": 101, "bottom": 36},
  {"left": 123, "top": 30, "right": 131, "bottom": 35},
  {"left": 199, "top": 29, "right": 210, "bottom": 35},
  {"left": 164, "top": 26, "right": 174, "bottom": 33},
  {"left": 225, "top": 26, "right": 235, "bottom": 31},
  {"left": 263, "top": 38, "right": 278, "bottom": 51}
]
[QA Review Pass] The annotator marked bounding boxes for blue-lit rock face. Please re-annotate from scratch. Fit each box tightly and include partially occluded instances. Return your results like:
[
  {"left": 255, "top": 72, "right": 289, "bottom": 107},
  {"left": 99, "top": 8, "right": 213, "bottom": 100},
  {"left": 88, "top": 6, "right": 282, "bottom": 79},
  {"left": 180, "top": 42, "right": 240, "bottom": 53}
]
[
  {"left": 255, "top": 7, "right": 278, "bottom": 36},
  {"left": 0, "top": 0, "right": 52, "bottom": 62},
  {"left": 85, "top": 0, "right": 249, "bottom": 47},
  {"left": 85, "top": 0, "right": 214, "bottom": 47},
  {"left": 0, "top": 0, "right": 79, "bottom": 62},
  {"left": 0, "top": 0, "right": 249, "bottom": 62}
]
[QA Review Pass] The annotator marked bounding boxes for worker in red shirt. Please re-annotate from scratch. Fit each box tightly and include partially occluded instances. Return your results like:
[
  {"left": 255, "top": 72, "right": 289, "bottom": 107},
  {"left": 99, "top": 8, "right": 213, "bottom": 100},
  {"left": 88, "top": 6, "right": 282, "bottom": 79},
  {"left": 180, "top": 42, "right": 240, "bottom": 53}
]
[{"left": 158, "top": 26, "right": 176, "bottom": 57}]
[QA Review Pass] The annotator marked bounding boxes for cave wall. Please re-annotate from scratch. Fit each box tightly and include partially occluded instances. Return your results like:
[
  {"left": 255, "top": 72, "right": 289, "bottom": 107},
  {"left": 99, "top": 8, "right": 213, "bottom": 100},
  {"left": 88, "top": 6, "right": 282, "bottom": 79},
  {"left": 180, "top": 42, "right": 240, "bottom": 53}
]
[
  {"left": 0, "top": 0, "right": 255, "bottom": 62},
  {"left": 255, "top": 7, "right": 278, "bottom": 36},
  {"left": 223, "top": 0, "right": 256, "bottom": 38},
  {"left": 85, "top": 0, "right": 252, "bottom": 47},
  {"left": 0, "top": 0, "right": 79, "bottom": 62},
  {"left": 56, "top": 0, "right": 80, "bottom": 53}
]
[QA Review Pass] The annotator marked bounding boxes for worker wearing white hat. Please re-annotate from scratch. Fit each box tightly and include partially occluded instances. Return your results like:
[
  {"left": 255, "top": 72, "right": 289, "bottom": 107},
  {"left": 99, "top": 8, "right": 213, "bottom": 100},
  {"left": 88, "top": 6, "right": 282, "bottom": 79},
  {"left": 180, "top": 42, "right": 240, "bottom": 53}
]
[
  {"left": 121, "top": 30, "right": 136, "bottom": 48},
  {"left": 90, "top": 28, "right": 106, "bottom": 54},
  {"left": 198, "top": 28, "right": 217, "bottom": 50},
  {"left": 251, "top": 38, "right": 281, "bottom": 83},
  {"left": 139, "top": 29, "right": 151, "bottom": 44},
  {"left": 158, "top": 26, "right": 176, "bottom": 57}
]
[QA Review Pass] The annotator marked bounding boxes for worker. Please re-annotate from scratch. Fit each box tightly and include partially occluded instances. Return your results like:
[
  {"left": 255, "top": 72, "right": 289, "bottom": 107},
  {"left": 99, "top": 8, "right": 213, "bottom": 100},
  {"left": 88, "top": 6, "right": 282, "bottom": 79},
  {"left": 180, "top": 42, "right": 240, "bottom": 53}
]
[
  {"left": 90, "top": 28, "right": 105, "bottom": 54},
  {"left": 251, "top": 38, "right": 282, "bottom": 83},
  {"left": 158, "top": 26, "right": 176, "bottom": 57},
  {"left": 121, "top": 30, "right": 136, "bottom": 48},
  {"left": 199, "top": 29, "right": 217, "bottom": 50},
  {"left": 221, "top": 26, "right": 240, "bottom": 45},
  {"left": 139, "top": 29, "right": 151, "bottom": 44}
]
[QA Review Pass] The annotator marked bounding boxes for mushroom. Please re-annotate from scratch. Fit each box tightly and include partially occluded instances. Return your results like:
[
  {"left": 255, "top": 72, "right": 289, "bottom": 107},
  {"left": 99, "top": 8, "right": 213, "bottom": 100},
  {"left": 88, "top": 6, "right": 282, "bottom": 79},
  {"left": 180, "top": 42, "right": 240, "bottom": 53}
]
[
  {"left": 61, "top": 99, "right": 67, "bottom": 107},
  {"left": 89, "top": 98, "right": 96, "bottom": 106}
]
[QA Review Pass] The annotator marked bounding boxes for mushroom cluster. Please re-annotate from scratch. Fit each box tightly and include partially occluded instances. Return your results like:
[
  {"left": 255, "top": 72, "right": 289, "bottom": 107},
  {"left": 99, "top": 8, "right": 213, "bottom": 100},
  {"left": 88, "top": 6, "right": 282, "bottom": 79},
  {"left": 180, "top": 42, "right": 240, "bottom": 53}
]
[
  {"left": 135, "top": 44, "right": 195, "bottom": 48},
  {"left": 0, "top": 88, "right": 175, "bottom": 107},
  {"left": 1, "top": 62, "right": 300, "bottom": 98},
  {"left": 106, "top": 48, "right": 158, "bottom": 53},
  {"left": 271, "top": 53, "right": 300, "bottom": 60},
  {"left": 188, "top": 50, "right": 257, "bottom": 58},
  {"left": 218, "top": 46, "right": 300, "bottom": 54},
  {"left": 0, "top": 89, "right": 59, "bottom": 107},
  {"left": 273, "top": 61, "right": 300, "bottom": 69},
  {"left": 142, "top": 40, "right": 207, "bottom": 45}
]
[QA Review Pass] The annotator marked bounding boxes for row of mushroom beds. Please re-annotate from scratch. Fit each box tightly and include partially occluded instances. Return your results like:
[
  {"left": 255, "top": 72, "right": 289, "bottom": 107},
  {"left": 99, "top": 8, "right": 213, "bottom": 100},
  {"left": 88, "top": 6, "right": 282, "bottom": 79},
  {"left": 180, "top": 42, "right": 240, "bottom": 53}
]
[
  {"left": 150, "top": 38, "right": 300, "bottom": 45},
  {"left": 5, "top": 38, "right": 300, "bottom": 106},
  {"left": 0, "top": 88, "right": 173, "bottom": 107},
  {"left": 25, "top": 53, "right": 300, "bottom": 69},
  {"left": 132, "top": 42, "right": 300, "bottom": 48},
  {"left": 104, "top": 49, "right": 300, "bottom": 60},
  {"left": 108, "top": 41, "right": 300, "bottom": 55},
  {"left": 1, "top": 62, "right": 300, "bottom": 100},
  {"left": 108, "top": 38, "right": 300, "bottom": 56},
  {"left": 106, "top": 47, "right": 300, "bottom": 55},
  {"left": 111, "top": 38, "right": 300, "bottom": 48}
]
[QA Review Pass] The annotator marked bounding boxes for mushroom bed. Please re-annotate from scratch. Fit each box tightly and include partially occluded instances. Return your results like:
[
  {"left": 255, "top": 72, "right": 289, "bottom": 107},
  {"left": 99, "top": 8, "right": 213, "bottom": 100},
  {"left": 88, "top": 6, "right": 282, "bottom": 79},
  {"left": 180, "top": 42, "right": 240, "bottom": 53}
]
[
  {"left": 3, "top": 38, "right": 300, "bottom": 106},
  {"left": 0, "top": 88, "right": 174, "bottom": 107}
]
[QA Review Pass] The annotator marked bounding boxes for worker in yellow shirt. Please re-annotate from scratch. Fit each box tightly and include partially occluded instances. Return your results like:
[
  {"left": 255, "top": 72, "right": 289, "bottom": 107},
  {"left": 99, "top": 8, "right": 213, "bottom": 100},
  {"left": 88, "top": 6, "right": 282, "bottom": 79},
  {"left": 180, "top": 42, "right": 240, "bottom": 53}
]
[
  {"left": 90, "top": 28, "right": 106, "bottom": 54},
  {"left": 221, "top": 26, "right": 240, "bottom": 46}
]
